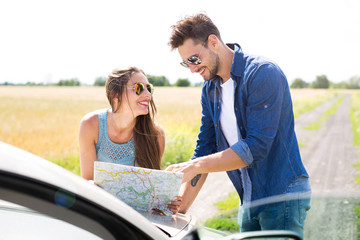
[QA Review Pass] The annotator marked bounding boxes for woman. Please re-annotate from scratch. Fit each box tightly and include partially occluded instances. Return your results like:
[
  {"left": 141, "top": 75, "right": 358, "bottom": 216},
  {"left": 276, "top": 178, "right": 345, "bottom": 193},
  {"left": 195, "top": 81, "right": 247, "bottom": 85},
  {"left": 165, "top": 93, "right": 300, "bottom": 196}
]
[{"left": 79, "top": 66, "right": 181, "bottom": 213}]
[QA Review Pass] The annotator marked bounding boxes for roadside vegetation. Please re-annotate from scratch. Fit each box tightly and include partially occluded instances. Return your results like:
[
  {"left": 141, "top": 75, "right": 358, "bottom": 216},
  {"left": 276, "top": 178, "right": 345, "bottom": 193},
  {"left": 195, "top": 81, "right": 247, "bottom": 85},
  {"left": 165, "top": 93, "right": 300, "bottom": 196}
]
[
  {"left": 350, "top": 93, "right": 360, "bottom": 185},
  {"left": 204, "top": 192, "right": 240, "bottom": 232},
  {"left": 302, "top": 95, "right": 345, "bottom": 130},
  {"left": 351, "top": 93, "right": 360, "bottom": 151},
  {"left": 350, "top": 93, "right": 360, "bottom": 238},
  {"left": 292, "top": 91, "right": 336, "bottom": 119}
]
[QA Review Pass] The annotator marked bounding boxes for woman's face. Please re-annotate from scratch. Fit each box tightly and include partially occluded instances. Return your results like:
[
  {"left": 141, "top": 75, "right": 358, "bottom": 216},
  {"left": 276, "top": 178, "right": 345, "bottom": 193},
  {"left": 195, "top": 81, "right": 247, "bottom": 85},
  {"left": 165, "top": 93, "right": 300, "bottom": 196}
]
[{"left": 119, "top": 72, "right": 152, "bottom": 117}]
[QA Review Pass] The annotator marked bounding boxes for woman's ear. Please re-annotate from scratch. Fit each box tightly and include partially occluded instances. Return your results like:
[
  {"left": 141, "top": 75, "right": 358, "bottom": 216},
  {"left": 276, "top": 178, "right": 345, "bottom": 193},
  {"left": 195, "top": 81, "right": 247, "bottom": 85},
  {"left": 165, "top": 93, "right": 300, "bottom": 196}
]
[
  {"left": 112, "top": 92, "right": 120, "bottom": 103},
  {"left": 112, "top": 93, "right": 120, "bottom": 110}
]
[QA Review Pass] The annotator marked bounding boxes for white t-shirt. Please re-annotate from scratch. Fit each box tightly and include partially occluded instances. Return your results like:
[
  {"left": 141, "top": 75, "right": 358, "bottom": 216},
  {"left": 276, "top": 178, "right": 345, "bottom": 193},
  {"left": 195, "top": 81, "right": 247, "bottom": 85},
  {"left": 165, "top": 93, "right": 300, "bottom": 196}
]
[
  {"left": 220, "top": 79, "right": 252, "bottom": 204},
  {"left": 220, "top": 78, "right": 239, "bottom": 146}
]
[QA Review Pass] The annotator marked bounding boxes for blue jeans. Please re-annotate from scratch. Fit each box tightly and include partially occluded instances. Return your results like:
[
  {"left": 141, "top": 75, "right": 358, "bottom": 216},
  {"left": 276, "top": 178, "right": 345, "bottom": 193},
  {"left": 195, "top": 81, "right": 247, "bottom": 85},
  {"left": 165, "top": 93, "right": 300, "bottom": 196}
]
[{"left": 238, "top": 178, "right": 311, "bottom": 239}]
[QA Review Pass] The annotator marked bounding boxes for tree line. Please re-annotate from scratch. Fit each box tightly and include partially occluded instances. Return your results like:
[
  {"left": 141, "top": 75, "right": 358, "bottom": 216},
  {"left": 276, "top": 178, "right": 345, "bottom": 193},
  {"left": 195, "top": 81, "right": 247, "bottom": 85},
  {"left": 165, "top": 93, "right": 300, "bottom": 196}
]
[
  {"left": 94, "top": 75, "right": 200, "bottom": 87},
  {"left": 290, "top": 75, "right": 360, "bottom": 89},
  {"left": 1, "top": 74, "right": 359, "bottom": 89},
  {"left": 0, "top": 78, "right": 81, "bottom": 87},
  {"left": 0, "top": 75, "right": 198, "bottom": 87}
]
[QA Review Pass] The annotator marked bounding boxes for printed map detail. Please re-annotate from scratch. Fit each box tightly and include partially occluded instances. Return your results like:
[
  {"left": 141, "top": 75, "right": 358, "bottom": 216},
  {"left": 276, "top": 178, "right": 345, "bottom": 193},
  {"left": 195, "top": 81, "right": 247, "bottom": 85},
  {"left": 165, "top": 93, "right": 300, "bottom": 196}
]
[{"left": 94, "top": 162, "right": 183, "bottom": 216}]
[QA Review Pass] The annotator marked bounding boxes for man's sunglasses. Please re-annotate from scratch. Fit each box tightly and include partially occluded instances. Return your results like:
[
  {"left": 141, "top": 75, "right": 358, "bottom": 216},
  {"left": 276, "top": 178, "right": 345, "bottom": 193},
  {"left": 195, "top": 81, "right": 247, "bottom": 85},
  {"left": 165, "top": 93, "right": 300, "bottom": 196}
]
[
  {"left": 180, "top": 40, "right": 207, "bottom": 68},
  {"left": 133, "top": 82, "right": 154, "bottom": 96}
]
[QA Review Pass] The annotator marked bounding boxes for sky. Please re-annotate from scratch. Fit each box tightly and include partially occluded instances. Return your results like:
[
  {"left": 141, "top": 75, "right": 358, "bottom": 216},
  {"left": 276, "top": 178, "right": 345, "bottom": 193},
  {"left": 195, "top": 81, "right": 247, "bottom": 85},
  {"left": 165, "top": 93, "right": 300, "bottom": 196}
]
[{"left": 0, "top": 0, "right": 359, "bottom": 85}]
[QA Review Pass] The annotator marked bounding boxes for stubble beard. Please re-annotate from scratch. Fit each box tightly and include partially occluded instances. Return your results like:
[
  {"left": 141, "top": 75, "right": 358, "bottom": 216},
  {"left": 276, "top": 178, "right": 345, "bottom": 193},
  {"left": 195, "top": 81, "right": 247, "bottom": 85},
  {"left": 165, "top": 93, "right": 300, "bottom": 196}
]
[{"left": 203, "top": 51, "right": 220, "bottom": 81}]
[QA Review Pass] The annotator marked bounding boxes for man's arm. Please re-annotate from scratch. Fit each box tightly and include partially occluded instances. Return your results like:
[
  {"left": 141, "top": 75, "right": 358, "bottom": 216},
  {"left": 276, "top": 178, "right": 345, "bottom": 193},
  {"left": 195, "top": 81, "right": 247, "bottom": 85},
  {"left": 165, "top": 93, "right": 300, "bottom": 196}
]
[
  {"left": 166, "top": 147, "right": 247, "bottom": 183},
  {"left": 166, "top": 148, "right": 247, "bottom": 213},
  {"left": 178, "top": 173, "right": 207, "bottom": 213}
]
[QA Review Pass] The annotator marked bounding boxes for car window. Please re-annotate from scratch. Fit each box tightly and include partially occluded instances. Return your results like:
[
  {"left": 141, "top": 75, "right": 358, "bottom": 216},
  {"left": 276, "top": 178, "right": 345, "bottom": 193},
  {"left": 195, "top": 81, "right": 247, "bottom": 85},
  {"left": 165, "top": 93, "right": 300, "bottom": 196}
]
[
  {"left": 0, "top": 200, "right": 101, "bottom": 240},
  {"left": 0, "top": 172, "right": 149, "bottom": 240}
]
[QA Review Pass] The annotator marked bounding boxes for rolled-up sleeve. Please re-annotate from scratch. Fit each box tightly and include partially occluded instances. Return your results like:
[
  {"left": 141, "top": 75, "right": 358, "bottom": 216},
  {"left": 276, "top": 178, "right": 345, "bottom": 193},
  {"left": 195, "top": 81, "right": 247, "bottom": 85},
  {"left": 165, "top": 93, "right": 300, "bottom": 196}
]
[{"left": 231, "top": 140, "right": 254, "bottom": 166}]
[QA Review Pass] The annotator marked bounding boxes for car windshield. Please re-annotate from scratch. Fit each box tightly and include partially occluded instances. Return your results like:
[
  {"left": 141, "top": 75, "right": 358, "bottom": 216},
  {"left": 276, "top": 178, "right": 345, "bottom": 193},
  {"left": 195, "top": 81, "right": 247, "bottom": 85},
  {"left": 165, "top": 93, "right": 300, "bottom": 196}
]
[{"left": 0, "top": 200, "right": 102, "bottom": 240}]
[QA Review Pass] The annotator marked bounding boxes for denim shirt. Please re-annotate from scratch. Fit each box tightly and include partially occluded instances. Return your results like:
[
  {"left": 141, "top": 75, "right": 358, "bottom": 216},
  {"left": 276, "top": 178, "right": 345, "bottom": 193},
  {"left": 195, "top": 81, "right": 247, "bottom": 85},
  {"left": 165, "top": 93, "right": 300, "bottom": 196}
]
[{"left": 192, "top": 43, "right": 309, "bottom": 204}]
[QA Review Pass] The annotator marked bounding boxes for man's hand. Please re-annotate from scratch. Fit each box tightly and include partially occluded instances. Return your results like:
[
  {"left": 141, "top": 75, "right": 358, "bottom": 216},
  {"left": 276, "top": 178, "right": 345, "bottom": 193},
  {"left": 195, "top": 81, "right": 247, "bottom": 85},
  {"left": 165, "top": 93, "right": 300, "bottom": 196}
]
[{"left": 165, "top": 161, "right": 201, "bottom": 183}]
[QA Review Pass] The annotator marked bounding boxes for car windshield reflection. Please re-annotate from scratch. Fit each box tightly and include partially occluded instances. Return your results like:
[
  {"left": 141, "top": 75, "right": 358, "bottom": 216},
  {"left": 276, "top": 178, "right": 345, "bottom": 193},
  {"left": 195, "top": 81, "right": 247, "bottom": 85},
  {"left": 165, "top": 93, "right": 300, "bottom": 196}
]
[{"left": 0, "top": 200, "right": 102, "bottom": 240}]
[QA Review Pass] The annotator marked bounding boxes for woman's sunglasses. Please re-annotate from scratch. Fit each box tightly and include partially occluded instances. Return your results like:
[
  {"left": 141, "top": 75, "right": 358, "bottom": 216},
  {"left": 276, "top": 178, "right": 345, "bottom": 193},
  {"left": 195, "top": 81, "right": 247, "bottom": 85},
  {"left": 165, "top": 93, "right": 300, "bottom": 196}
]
[{"left": 133, "top": 82, "right": 154, "bottom": 96}]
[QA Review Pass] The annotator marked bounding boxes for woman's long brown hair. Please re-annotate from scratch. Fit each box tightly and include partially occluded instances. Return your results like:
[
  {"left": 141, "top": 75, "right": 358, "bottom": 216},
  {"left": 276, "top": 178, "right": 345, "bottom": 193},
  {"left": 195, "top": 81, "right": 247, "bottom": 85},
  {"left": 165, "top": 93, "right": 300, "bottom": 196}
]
[{"left": 105, "top": 67, "right": 161, "bottom": 170}]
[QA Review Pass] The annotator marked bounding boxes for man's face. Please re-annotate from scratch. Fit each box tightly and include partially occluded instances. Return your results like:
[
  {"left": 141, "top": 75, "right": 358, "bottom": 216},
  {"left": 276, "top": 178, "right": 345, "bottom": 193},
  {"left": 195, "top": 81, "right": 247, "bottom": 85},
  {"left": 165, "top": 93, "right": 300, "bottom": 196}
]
[{"left": 178, "top": 38, "right": 219, "bottom": 81}]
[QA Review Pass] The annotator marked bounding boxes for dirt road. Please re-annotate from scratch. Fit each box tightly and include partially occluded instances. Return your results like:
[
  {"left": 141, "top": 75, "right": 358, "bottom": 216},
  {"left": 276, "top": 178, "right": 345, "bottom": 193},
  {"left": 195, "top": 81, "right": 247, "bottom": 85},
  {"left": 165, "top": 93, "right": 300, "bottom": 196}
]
[
  {"left": 299, "top": 94, "right": 360, "bottom": 239},
  {"left": 187, "top": 93, "right": 360, "bottom": 239}
]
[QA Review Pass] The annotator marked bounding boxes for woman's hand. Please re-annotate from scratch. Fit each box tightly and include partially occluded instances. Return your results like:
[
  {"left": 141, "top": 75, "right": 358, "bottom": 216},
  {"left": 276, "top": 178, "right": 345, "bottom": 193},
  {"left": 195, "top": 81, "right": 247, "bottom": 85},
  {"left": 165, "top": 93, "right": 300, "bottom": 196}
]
[{"left": 167, "top": 196, "right": 183, "bottom": 214}]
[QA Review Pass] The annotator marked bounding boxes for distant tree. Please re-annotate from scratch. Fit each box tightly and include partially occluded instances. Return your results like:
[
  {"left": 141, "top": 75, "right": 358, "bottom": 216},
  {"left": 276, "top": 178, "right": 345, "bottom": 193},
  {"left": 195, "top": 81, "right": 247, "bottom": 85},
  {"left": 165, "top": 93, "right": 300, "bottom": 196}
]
[
  {"left": 25, "top": 82, "right": 43, "bottom": 86},
  {"left": 347, "top": 75, "right": 360, "bottom": 89},
  {"left": 147, "top": 75, "right": 171, "bottom": 86},
  {"left": 94, "top": 76, "right": 106, "bottom": 86},
  {"left": 175, "top": 78, "right": 191, "bottom": 87},
  {"left": 193, "top": 81, "right": 203, "bottom": 87},
  {"left": 0, "top": 81, "right": 45, "bottom": 86},
  {"left": 290, "top": 78, "right": 308, "bottom": 88},
  {"left": 310, "top": 75, "right": 330, "bottom": 89},
  {"left": 57, "top": 78, "right": 81, "bottom": 86},
  {"left": 331, "top": 81, "right": 348, "bottom": 89}
]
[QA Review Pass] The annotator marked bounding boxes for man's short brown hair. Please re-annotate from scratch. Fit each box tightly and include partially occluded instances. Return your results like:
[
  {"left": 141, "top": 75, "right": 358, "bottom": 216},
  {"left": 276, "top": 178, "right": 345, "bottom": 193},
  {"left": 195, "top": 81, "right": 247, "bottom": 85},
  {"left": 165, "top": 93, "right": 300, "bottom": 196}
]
[{"left": 168, "top": 13, "right": 222, "bottom": 50}]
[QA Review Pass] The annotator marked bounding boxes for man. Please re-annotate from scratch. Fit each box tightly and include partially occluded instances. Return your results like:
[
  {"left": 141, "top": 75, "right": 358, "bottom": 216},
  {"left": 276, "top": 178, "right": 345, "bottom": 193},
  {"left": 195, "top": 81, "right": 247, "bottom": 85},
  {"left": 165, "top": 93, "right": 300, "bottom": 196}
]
[{"left": 165, "top": 13, "right": 311, "bottom": 237}]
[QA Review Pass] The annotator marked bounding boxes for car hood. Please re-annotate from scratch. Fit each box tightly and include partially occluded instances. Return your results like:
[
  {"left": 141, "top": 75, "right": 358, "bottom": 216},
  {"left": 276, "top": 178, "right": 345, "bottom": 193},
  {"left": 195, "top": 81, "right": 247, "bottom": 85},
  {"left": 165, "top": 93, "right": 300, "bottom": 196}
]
[{"left": 0, "top": 141, "right": 191, "bottom": 239}]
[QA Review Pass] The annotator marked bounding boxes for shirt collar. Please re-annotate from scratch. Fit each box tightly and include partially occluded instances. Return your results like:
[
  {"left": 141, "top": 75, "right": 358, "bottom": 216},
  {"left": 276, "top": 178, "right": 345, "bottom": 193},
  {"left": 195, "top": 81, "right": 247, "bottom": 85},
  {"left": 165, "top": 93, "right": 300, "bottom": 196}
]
[
  {"left": 226, "top": 43, "right": 245, "bottom": 79},
  {"left": 211, "top": 43, "right": 244, "bottom": 88}
]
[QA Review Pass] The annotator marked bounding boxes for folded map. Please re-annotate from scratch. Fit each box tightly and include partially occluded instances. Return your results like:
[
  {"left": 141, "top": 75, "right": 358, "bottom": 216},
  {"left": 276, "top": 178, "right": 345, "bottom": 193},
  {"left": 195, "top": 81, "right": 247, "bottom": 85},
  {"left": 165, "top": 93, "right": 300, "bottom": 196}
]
[{"left": 94, "top": 162, "right": 183, "bottom": 216}]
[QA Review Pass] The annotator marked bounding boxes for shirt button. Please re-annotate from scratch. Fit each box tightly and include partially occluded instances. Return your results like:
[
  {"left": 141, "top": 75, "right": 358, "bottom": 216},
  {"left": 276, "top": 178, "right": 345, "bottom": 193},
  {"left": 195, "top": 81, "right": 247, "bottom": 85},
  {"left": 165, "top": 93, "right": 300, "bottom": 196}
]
[
  {"left": 215, "top": 124, "right": 218, "bottom": 127},
  {"left": 218, "top": 106, "right": 220, "bottom": 109}
]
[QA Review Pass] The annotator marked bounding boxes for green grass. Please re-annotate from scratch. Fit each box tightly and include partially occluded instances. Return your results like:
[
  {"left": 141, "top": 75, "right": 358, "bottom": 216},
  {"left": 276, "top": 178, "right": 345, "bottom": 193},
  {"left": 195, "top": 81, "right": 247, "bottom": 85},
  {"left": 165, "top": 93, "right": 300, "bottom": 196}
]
[
  {"left": 350, "top": 93, "right": 360, "bottom": 237},
  {"left": 293, "top": 93, "right": 335, "bottom": 119},
  {"left": 161, "top": 123, "right": 199, "bottom": 169},
  {"left": 302, "top": 95, "right": 345, "bottom": 130},
  {"left": 205, "top": 217, "right": 239, "bottom": 232},
  {"left": 298, "top": 141, "right": 305, "bottom": 148},
  {"left": 204, "top": 192, "right": 240, "bottom": 233},
  {"left": 351, "top": 94, "right": 360, "bottom": 185},
  {"left": 52, "top": 154, "right": 81, "bottom": 175},
  {"left": 355, "top": 201, "right": 360, "bottom": 239},
  {"left": 216, "top": 192, "right": 240, "bottom": 210},
  {"left": 350, "top": 94, "right": 360, "bottom": 147}
]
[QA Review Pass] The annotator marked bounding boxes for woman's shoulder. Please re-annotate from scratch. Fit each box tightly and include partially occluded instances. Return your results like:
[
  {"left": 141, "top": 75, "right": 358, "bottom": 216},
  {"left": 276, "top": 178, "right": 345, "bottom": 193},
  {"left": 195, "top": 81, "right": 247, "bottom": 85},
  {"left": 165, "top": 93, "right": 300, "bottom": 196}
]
[
  {"left": 80, "top": 108, "right": 108, "bottom": 128},
  {"left": 154, "top": 122, "right": 165, "bottom": 135}
]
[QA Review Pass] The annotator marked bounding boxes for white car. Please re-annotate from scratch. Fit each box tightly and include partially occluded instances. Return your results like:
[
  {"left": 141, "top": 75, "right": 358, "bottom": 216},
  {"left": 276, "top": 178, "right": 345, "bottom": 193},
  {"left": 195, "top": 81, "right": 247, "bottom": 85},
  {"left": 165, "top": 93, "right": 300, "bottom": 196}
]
[{"left": 0, "top": 141, "right": 301, "bottom": 240}]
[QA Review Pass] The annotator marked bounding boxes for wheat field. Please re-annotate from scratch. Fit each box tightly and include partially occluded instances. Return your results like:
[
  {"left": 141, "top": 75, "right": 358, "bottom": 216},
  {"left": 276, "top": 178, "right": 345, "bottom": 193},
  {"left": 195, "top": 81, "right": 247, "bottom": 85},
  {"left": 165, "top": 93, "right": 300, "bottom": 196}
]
[{"left": 0, "top": 86, "right": 335, "bottom": 174}]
